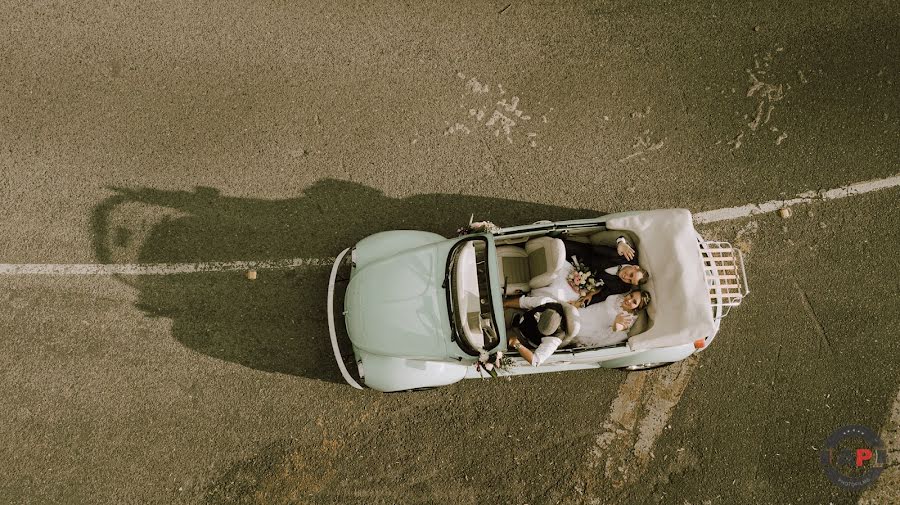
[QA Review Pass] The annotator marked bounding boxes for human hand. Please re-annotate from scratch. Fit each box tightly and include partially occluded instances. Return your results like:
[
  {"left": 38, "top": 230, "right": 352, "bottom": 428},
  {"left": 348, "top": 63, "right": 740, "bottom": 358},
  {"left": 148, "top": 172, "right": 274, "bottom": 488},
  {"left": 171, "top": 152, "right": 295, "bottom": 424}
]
[
  {"left": 508, "top": 336, "right": 520, "bottom": 348},
  {"left": 570, "top": 290, "right": 596, "bottom": 308},
  {"left": 613, "top": 313, "right": 631, "bottom": 332},
  {"left": 617, "top": 240, "right": 636, "bottom": 261}
]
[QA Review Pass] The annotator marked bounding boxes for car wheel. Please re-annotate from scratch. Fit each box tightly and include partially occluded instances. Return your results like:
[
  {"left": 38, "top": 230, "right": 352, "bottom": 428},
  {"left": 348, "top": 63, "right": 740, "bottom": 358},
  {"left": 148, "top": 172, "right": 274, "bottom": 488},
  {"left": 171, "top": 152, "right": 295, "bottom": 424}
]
[{"left": 621, "top": 362, "right": 672, "bottom": 371}]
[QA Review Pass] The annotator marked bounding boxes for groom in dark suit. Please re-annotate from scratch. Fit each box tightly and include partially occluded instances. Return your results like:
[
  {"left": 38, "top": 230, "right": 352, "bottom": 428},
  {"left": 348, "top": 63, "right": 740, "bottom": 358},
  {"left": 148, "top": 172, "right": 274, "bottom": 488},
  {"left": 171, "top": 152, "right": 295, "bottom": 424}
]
[{"left": 564, "top": 233, "right": 649, "bottom": 306}]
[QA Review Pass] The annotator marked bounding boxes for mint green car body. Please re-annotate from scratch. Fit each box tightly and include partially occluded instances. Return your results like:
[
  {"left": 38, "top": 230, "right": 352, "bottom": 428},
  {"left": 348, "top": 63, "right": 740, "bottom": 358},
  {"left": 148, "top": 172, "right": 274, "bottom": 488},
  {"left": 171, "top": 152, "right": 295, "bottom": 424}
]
[
  {"left": 338, "top": 230, "right": 505, "bottom": 391},
  {"left": 345, "top": 231, "right": 504, "bottom": 360},
  {"left": 327, "top": 212, "right": 748, "bottom": 392}
]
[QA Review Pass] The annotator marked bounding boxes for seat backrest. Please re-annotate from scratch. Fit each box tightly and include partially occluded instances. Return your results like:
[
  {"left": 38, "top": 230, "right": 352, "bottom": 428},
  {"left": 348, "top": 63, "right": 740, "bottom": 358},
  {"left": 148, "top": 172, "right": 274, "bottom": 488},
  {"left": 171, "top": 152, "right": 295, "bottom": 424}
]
[
  {"left": 524, "top": 237, "right": 566, "bottom": 289},
  {"left": 496, "top": 245, "right": 531, "bottom": 295},
  {"left": 589, "top": 229, "right": 639, "bottom": 249},
  {"left": 627, "top": 309, "right": 653, "bottom": 337}
]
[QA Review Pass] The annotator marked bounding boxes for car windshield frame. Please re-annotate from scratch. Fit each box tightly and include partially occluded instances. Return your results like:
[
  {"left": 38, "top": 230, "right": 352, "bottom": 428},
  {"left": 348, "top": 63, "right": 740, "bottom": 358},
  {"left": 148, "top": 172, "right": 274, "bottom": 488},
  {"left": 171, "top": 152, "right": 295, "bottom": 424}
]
[{"left": 444, "top": 236, "right": 501, "bottom": 356}]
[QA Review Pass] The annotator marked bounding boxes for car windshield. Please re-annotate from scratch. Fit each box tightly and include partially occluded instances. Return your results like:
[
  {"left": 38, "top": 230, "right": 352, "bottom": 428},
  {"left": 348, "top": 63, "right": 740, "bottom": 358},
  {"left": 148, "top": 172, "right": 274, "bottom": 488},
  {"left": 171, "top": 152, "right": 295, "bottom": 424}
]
[{"left": 446, "top": 238, "right": 500, "bottom": 355}]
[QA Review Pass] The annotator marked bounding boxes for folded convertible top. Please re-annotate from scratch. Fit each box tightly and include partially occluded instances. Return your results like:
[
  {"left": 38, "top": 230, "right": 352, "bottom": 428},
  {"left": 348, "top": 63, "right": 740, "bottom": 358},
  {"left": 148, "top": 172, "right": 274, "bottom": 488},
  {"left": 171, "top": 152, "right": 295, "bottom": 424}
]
[{"left": 606, "top": 209, "right": 717, "bottom": 350}]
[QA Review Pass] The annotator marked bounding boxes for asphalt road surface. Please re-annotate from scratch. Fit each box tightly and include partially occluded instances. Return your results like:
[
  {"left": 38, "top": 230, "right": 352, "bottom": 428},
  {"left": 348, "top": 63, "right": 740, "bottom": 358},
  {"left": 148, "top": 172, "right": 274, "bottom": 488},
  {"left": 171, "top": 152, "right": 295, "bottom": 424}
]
[{"left": 1, "top": 1, "right": 898, "bottom": 504}]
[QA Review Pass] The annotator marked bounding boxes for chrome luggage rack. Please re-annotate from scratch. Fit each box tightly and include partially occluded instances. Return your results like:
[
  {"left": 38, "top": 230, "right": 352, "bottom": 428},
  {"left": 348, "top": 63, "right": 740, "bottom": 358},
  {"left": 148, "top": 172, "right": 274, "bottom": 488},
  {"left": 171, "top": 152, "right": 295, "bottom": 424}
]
[{"left": 699, "top": 241, "right": 749, "bottom": 320}]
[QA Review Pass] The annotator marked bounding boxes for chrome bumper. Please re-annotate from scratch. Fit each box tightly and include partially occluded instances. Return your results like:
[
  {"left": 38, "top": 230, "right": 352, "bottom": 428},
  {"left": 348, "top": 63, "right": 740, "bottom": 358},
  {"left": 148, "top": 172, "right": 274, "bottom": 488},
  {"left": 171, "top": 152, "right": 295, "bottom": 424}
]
[{"left": 327, "top": 247, "right": 364, "bottom": 389}]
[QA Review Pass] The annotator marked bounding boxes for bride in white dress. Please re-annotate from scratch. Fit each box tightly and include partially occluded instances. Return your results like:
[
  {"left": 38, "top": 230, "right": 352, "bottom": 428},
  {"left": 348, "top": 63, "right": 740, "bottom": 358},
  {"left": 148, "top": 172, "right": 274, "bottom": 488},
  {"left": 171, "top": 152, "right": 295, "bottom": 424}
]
[{"left": 570, "top": 290, "right": 651, "bottom": 348}]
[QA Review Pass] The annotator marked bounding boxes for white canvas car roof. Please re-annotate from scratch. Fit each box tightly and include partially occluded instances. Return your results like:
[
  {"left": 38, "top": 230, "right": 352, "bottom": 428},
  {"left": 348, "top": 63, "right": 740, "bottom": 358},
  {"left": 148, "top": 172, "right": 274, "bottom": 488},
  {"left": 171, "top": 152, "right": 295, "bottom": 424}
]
[{"left": 605, "top": 209, "right": 716, "bottom": 350}]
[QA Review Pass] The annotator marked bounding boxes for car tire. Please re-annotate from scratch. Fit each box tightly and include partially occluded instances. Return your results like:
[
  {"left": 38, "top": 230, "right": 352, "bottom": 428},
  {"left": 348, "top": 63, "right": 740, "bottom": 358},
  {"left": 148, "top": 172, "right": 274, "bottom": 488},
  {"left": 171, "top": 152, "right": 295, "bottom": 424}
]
[{"left": 620, "top": 362, "right": 672, "bottom": 371}]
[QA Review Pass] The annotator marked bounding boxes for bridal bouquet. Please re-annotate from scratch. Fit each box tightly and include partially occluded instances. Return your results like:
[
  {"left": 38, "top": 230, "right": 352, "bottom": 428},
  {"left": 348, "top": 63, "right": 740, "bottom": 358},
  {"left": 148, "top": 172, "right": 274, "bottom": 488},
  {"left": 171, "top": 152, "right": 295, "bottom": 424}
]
[{"left": 567, "top": 257, "right": 601, "bottom": 296}]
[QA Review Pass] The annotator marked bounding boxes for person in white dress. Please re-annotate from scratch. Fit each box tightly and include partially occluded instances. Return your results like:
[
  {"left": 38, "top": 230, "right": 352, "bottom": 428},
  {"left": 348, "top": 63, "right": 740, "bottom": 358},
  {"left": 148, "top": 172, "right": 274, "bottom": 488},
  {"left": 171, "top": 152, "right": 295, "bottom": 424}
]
[
  {"left": 508, "top": 289, "right": 650, "bottom": 366},
  {"left": 570, "top": 290, "right": 651, "bottom": 348}
]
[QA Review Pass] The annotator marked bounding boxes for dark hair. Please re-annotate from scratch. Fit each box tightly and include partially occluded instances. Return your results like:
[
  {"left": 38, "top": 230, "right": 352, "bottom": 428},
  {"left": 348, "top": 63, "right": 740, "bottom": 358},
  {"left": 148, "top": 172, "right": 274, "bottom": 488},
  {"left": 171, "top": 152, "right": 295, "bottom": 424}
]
[{"left": 637, "top": 267, "right": 650, "bottom": 285}]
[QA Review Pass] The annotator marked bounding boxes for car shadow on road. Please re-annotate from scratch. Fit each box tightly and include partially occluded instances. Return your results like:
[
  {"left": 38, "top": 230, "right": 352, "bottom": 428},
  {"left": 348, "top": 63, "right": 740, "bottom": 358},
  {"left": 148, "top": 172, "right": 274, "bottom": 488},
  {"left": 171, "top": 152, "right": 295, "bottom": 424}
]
[{"left": 90, "top": 179, "right": 600, "bottom": 383}]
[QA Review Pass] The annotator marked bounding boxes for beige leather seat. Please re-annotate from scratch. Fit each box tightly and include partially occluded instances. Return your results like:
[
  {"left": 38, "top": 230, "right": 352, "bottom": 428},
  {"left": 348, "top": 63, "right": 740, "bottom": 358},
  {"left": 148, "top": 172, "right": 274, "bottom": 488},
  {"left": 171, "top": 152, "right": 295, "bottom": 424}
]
[{"left": 496, "top": 237, "right": 566, "bottom": 296}]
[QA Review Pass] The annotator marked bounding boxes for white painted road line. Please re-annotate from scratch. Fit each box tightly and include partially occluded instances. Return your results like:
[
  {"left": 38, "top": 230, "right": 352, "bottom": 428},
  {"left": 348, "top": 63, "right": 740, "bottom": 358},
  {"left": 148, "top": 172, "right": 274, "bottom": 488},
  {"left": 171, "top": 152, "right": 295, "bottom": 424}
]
[
  {"left": 0, "top": 173, "right": 898, "bottom": 500},
  {"left": 0, "top": 257, "right": 335, "bottom": 275},
  {"left": 693, "top": 173, "right": 900, "bottom": 224},
  {"left": 0, "top": 173, "right": 897, "bottom": 275}
]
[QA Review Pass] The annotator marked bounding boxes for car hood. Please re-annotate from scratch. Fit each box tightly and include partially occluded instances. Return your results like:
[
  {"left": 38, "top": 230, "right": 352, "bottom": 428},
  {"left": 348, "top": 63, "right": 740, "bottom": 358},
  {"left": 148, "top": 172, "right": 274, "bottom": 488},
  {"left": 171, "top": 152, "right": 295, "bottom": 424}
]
[{"left": 344, "top": 241, "right": 453, "bottom": 359}]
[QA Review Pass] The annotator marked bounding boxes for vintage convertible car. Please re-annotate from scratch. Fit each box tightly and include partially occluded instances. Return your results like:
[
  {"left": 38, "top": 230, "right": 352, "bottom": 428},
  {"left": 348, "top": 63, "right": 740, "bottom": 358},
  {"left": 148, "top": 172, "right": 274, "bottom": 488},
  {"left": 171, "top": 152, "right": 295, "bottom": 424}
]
[{"left": 327, "top": 209, "right": 748, "bottom": 392}]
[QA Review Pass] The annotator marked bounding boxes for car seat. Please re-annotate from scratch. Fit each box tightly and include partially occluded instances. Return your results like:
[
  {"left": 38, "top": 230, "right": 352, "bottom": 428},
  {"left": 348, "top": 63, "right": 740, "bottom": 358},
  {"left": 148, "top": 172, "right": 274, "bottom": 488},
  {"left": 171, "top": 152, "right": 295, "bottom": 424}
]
[{"left": 496, "top": 237, "right": 567, "bottom": 296}]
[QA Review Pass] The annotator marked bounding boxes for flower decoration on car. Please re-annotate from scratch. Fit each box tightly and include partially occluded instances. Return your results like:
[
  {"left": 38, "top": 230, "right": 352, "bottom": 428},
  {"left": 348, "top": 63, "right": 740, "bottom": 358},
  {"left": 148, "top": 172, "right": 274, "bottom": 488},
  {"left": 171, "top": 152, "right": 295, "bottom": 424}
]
[
  {"left": 474, "top": 350, "right": 515, "bottom": 378},
  {"left": 456, "top": 214, "right": 500, "bottom": 236}
]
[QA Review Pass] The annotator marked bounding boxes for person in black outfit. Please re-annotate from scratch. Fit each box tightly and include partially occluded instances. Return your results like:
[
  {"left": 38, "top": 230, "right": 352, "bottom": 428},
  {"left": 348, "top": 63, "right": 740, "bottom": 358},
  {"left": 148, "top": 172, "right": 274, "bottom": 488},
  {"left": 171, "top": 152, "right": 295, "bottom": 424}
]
[{"left": 564, "top": 234, "right": 649, "bottom": 306}]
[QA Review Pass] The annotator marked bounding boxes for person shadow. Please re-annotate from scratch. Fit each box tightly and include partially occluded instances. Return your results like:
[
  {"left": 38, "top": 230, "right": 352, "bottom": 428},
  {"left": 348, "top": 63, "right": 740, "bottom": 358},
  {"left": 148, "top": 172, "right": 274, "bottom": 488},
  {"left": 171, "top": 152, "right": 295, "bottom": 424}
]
[{"left": 90, "top": 179, "right": 600, "bottom": 383}]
